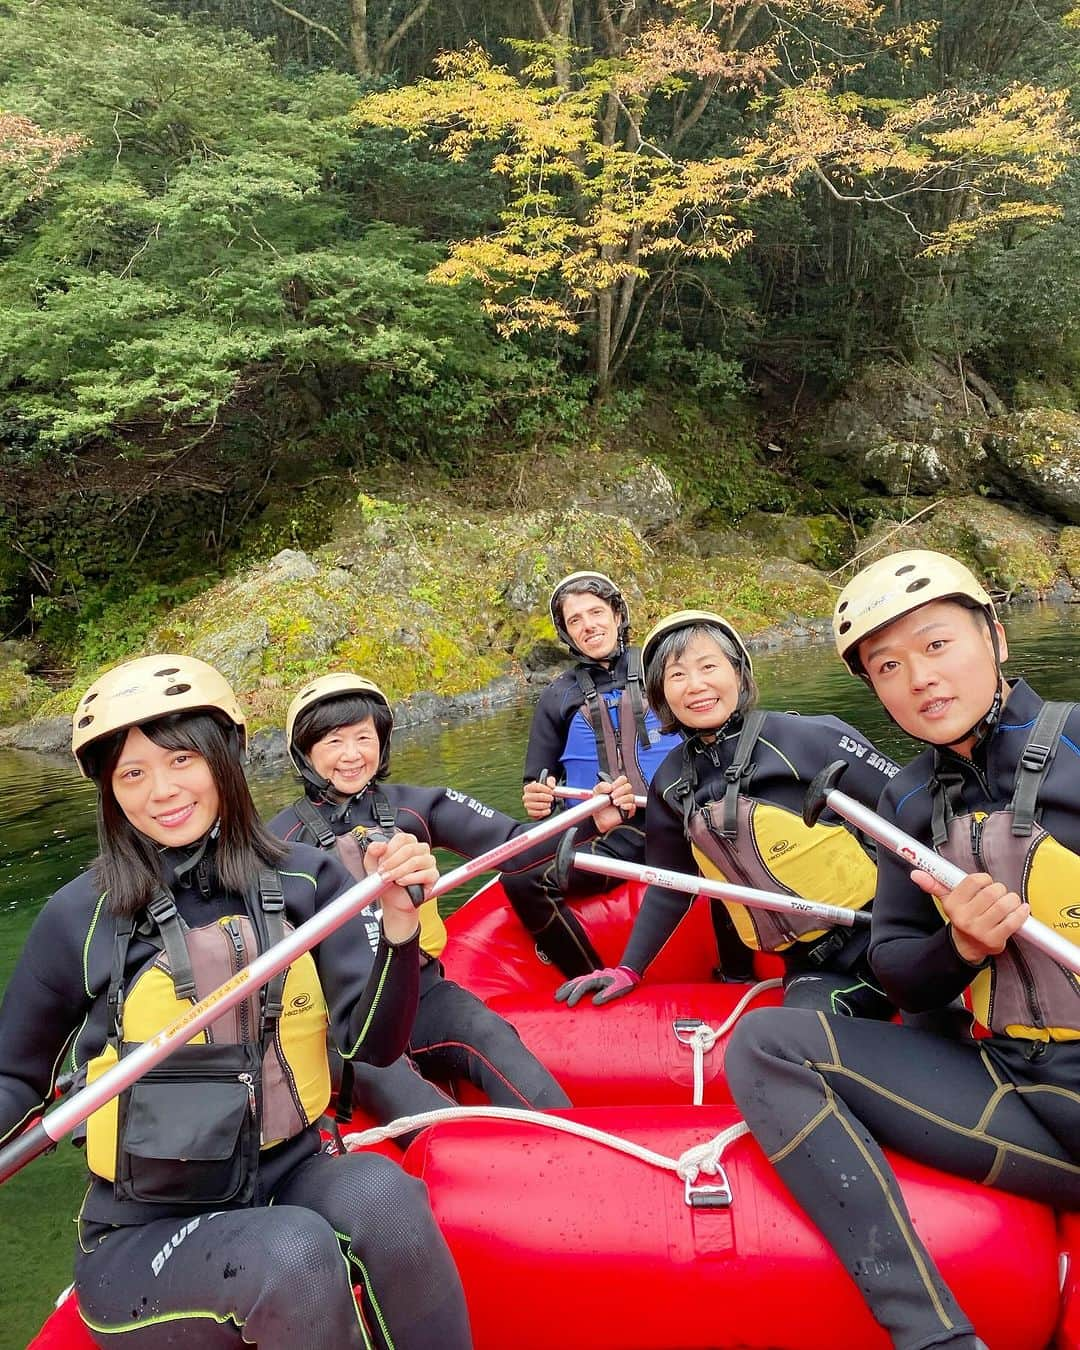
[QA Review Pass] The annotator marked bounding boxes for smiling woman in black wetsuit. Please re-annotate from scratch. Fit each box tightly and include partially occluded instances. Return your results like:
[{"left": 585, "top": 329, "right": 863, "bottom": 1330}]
[
  {"left": 0, "top": 654, "right": 472, "bottom": 1350},
  {"left": 269, "top": 672, "right": 629, "bottom": 1128},
  {"left": 557, "top": 609, "right": 902, "bottom": 1016}
]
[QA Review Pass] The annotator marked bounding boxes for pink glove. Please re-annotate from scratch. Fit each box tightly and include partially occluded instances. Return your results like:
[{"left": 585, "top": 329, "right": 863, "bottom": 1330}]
[{"left": 555, "top": 965, "right": 641, "bottom": 1008}]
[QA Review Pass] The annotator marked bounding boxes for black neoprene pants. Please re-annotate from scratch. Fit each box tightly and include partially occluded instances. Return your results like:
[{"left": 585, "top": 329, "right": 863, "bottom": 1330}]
[
  {"left": 726, "top": 1007, "right": 1080, "bottom": 1350},
  {"left": 500, "top": 822, "right": 645, "bottom": 977},
  {"left": 347, "top": 968, "right": 570, "bottom": 1141},
  {"left": 74, "top": 1149, "right": 472, "bottom": 1349}
]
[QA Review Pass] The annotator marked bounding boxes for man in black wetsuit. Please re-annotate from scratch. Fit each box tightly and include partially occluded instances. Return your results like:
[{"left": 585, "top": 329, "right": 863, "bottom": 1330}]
[
  {"left": 726, "top": 550, "right": 1080, "bottom": 1350},
  {"left": 500, "top": 571, "right": 682, "bottom": 976}
]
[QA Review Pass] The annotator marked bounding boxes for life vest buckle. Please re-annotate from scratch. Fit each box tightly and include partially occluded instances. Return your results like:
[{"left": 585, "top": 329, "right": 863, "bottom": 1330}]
[
  {"left": 1021, "top": 741, "right": 1053, "bottom": 774},
  {"left": 685, "top": 1169, "right": 733, "bottom": 1209},
  {"left": 804, "top": 928, "right": 849, "bottom": 967},
  {"left": 147, "top": 892, "right": 179, "bottom": 925}
]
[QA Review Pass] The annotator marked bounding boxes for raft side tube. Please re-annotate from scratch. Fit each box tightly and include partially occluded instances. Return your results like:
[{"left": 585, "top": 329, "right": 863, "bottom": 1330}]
[{"left": 403, "top": 1104, "right": 1062, "bottom": 1350}]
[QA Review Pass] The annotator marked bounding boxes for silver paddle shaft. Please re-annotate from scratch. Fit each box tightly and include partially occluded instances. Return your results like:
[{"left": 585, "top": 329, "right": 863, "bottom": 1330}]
[
  {"left": 824, "top": 785, "right": 1080, "bottom": 976},
  {"left": 571, "top": 852, "right": 869, "bottom": 929}
]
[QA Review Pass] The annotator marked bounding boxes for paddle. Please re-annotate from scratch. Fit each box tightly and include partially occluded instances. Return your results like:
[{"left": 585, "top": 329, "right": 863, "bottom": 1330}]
[
  {"left": 556, "top": 833, "right": 870, "bottom": 932},
  {"left": 804, "top": 760, "right": 1080, "bottom": 976},
  {"left": 553, "top": 785, "right": 648, "bottom": 809},
  {"left": 0, "top": 790, "right": 613, "bottom": 1185}
]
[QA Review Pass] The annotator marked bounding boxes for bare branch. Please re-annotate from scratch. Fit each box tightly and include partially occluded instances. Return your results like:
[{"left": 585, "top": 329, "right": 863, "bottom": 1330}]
[
  {"left": 377, "top": 0, "right": 433, "bottom": 65},
  {"left": 266, "top": 0, "right": 350, "bottom": 56},
  {"left": 671, "top": 75, "right": 721, "bottom": 148}
]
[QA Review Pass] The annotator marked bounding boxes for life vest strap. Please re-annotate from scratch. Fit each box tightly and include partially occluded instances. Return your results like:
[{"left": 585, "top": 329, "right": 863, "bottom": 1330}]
[
  {"left": 625, "top": 646, "right": 652, "bottom": 752},
  {"left": 257, "top": 869, "right": 287, "bottom": 1022},
  {"left": 721, "top": 711, "right": 767, "bottom": 840},
  {"left": 146, "top": 889, "right": 196, "bottom": 1002},
  {"left": 575, "top": 668, "right": 614, "bottom": 779},
  {"left": 292, "top": 796, "right": 336, "bottom": 849},
  {"left": 929, "top": 700, "right": 1077, "bottom": 846},
  {"left": 1011, "top": 701, "right": 1074, "bottom": 837}
]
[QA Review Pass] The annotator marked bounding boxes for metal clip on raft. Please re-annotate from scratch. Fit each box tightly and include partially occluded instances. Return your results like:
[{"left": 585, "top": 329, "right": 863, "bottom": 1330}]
[{"left": 685, "top": 1172, "right": 733, "bottom": 1209}]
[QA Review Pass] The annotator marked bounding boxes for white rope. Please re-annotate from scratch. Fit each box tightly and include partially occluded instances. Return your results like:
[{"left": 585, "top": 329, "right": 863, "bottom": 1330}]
[
  {"left": 342, "top": 1105, "right": 750, "bottom": 1185},
  {"left": 677, "top": 979, "right": 783, "bottom": 1105}
]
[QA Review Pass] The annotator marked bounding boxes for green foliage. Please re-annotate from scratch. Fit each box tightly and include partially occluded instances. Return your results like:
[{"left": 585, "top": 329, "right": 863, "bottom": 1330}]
[
  {"left": 0, "top": 0, "right": 513, "bottom": 449},
  {"left": 652, "top": 399, "right": 795, "bottom": 522}
]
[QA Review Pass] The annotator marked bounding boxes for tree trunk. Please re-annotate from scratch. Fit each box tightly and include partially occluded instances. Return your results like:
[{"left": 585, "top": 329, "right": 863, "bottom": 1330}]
[
  {"left": 349, "top": 0, "right": 371, "bottom": 73},
  {"left": 595, "top": 287, "right": 613, "bottom": 398}
]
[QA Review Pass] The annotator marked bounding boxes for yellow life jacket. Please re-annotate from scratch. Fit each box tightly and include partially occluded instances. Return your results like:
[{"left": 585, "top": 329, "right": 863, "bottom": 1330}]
[
  {"left": 293, "top": 793, "right": 447, "bottom": 959},
  {"left": 931, "top": 702, "right": 1080, "bottom": 1041},
  {"left": 681, "top": 712, "right": 877, "bottom": 952},
  {"left": 85, "top": 874, "right": 331, "bottom": 1185}
]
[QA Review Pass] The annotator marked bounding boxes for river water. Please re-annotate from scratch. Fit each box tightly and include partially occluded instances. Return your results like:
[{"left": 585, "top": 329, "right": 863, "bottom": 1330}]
[{"left": 1, "top": 607, "right": 1077, "bottom": 1346}]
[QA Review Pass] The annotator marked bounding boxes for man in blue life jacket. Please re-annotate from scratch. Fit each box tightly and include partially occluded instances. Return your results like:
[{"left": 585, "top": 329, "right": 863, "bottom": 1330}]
[{"left": 501, "top": 571, "right": 685, "bottom": 976}]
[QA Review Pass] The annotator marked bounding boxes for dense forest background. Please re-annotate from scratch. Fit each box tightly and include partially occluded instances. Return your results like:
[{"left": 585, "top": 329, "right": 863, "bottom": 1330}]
[{"left": 2, "top": 0, "right": 1079, "bottom": 702}]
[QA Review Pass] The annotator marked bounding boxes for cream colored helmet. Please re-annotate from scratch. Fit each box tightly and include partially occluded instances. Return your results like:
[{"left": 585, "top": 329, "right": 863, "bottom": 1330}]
[
  {"left": 834, "top": 550, "right": 995, "bottom": 677},
  {"left": 286, "top": 673, "right": 392, "bottom": 788},
  {"left": 548, "top": 571, "right": 630, "bottom": 653},
  {"left": 72, "top": 654, "right": 246, "bottom": 778},
  {"left": 641, "top": 609, "right": 754, "bottom": 681}
]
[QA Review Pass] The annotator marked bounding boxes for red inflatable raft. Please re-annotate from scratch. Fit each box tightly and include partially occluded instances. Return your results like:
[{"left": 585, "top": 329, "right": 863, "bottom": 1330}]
[{"left": 28, "top": 878, "right": 1080, "bottom": 1348}]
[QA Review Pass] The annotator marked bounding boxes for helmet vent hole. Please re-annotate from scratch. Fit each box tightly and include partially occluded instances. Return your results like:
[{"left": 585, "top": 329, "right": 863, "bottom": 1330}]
[
  {"left": 164, "top": 682, "right": 192, "bottom": 697},
  {"left": 83, "top": 692, "right": 98, "bottom": 705},
  {"left": 76, "top": 715, "right": 94, "bottom": 728},
  {"left": 896, "top": 564, "right": 916, "bottom": 575},
  {"left": 838, "top": 620, "right": 851, "bottom": 635},
  {"left": 155, "top": 667, "right": 180, "bottom": 677},
  {"left": 837, "top": 600, "right": 848, "bottom": 613},
  {"left": 905, "top": 578, "right": 930, "bottom": 594}
]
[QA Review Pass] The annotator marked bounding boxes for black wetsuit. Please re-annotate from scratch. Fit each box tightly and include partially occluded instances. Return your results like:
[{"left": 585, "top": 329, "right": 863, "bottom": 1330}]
[
  {"left": 268, "top": 787, "right": 571, "bottom": 1128},
  {"left": 726, "top": 680, "right": 1080, "bottom": 1350},
  {"left": 622, "top": 710, "right": 902, "bottom": 1015},
  {"left": 502, "top": 648, "right": 681, "bottom": 976},
  {"left": 0, "top": 842, "right": 471, "bottom": 1350}
]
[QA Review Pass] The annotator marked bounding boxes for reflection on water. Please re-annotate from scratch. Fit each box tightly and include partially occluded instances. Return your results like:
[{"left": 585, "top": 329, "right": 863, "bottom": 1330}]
[{"left": 0, "top": 603, "right": 1077, "bottom": 1342}]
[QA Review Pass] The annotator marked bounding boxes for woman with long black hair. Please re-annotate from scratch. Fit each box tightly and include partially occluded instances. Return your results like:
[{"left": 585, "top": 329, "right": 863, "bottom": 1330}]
[{"left": 0, "top": 654, "right": 472, "bottom": 1349}]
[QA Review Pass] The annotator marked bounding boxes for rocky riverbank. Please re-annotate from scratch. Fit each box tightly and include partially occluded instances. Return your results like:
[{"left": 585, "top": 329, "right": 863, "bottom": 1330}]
[{"left": 5, "top": 358, "right": 1080, "bottom": 748}]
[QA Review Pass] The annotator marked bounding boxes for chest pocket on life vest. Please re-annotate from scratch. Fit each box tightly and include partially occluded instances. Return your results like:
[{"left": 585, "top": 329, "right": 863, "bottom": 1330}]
[{"left": 85, "top": 875, "right": 331, "bottom": 1202}]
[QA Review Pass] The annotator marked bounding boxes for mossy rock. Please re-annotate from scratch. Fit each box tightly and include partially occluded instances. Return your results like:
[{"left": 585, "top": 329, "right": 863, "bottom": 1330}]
[
  {"left": 1060, "top": 527, "right": 1080, "bottom": 580},
  {"left": 569, "top": 456, "right": 681, "bottom": 536},
  {"left": 16, "top": 476, "right": 849, "bottom": 739},
  {"left": 923, "top": 499, "right": 1059, "bottom": 595},
  {"left": 737, "top": 512, "right": 849, "bottom": 570},
  {"left": 0, "top": 652, "right": 48, "bottom": 726},
  {"left": 843, "top": 497, "right": 1060, "bottom": 597},
  {"left": 984, "top": 410, "right": 1080, "bottom": 524},
  {"left": 642, "top": 554, "right": 834, "bottom": 635},
  {"left": 861, "top": 436, "right": 984, "bottom": 496}
]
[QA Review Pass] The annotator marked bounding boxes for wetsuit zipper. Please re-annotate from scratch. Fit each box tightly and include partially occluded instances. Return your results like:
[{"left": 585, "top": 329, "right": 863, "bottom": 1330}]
[{"left": 223, "top": 920, "right": 250, "bottom": 1042}]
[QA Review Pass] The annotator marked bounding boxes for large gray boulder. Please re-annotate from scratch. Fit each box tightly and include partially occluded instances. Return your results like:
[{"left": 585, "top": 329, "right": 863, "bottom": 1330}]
[
  {"left": 984, "top": 410, "right": 1080, "bottom": 524},
  {"left": 817, "top": 358, "right": 997, "bottom": 495},
  {"left": 569, "top": 458, "right": 680, "bottom": 536},
  {"left": 861, "top": 434, "right": 986, "bottom": 496}
]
